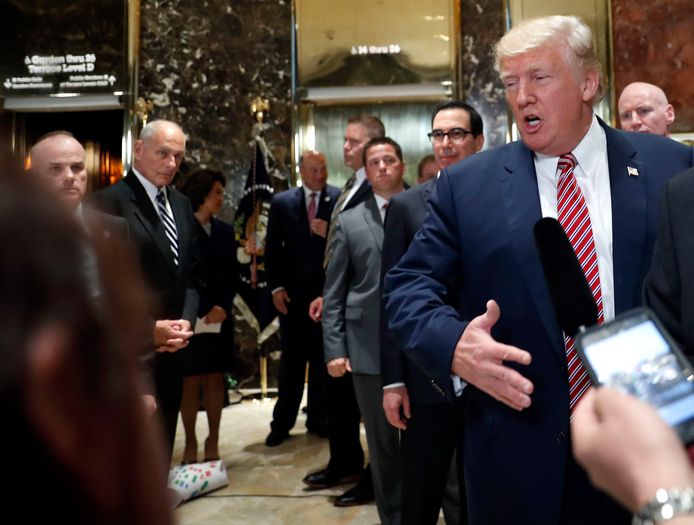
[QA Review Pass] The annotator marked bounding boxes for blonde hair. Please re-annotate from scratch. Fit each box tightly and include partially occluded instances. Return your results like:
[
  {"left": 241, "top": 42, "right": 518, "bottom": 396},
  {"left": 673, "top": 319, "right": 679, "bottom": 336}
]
[{"left": 494, "top": 15, "right": 604, "bottom": 103}]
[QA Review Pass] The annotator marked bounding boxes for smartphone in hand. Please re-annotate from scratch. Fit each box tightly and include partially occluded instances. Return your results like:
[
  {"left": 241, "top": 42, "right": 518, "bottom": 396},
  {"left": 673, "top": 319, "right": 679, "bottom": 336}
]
[{"left": 575, "top": 307, "right": 694, "bottom": 444}]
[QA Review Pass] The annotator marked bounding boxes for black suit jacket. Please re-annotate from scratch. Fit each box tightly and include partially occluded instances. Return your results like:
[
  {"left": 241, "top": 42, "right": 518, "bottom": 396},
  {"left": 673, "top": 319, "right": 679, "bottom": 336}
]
[
  {"left": 83, "top": 207, "right": 129, "bottom": 242},
  {"left": 196, "top": 217, "right": 237, "bottom": 341},
  {"left": 266, "top": 185, "right": 340, "bottom": 307},
  {"left": 644, "top": 166, "right": 694, "bottom": 361},
  {"left": 88, "top": 171, "right": 201, "bottom": 322},
  {"left": 380, "top": 179, "right": 453, "bottom": 403},
  {"left": 344, "top": 178, "right": 372, "bottom": 212}
]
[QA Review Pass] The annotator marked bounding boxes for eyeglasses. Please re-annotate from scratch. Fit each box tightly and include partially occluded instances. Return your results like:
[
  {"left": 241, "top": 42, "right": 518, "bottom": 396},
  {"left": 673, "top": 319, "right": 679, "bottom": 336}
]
[{"left": 427, "top": 128, "right": 473, "bottom": 144}]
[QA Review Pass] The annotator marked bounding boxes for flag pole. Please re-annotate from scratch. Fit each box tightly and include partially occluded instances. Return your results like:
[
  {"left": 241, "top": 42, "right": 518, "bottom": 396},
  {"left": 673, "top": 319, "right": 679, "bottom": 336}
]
[{"left": 250, "top": 97, "right": 271, "bottom": 400}]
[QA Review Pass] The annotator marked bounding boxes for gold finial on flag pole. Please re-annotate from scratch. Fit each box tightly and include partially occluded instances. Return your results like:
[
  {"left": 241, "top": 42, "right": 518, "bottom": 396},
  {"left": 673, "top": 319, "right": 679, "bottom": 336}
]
[
  {"left": 250, "top": 97, "right": 270, "bottom": 124},
  {"left": 135, "top": 97, "right": 154, "bottom": 126}
]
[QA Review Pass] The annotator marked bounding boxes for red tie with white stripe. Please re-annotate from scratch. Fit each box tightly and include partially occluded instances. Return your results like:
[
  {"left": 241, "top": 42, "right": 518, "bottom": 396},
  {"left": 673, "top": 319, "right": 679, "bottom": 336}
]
[{"left": 556, "top": 153, "right": 604, "bottom": 416}]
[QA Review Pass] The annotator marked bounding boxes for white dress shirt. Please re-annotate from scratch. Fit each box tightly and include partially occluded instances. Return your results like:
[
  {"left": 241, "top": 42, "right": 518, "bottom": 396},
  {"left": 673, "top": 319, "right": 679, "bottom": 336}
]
[
  {"left": 131, "top": 168, "right": 175, "bottom": 218},
  {"left": 303, "top": 185, "right": 320, "bottom": 213},
  {"left": 534, "top": 115, "right": 615, "bottom": 322},
  {"left": 341, "top": 167, "right": 366, "bottom": 211},
  {"left": 373, "top": 193, "right": 389, "bottom": 224}
]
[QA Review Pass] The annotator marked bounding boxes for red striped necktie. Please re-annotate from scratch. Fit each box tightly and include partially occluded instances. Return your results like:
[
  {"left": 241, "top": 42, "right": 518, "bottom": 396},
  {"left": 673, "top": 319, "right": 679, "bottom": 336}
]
[{"left": 556, "top": 153, "right": 604, "bottom": 417}]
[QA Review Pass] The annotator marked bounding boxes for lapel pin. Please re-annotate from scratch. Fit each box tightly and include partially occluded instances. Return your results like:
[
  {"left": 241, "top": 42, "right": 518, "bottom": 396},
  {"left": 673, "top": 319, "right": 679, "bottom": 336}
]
[{"left": 627, "top": 166, "right": 639, "bottom": 177}]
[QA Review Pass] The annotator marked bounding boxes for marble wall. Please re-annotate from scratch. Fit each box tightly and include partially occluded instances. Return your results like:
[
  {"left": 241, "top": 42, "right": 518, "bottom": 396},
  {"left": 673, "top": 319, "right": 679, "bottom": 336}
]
[
  {"left": 139, "top": 0, "right": 292, "bottom": 385},
  {"left": 139, "top": 0, "right": 509, "bottom": 199},
  {"left": 137, "top": 0, "right": 508, "bottom": 385},
  {"left": 139, "top": 0, "right": 292, "bottom": 214},
  {"left": 460, "top": 0, "right": 508, "bottom": 147},
  {"left": 612, "top": 0, "right": 694, "bottom": 133}
]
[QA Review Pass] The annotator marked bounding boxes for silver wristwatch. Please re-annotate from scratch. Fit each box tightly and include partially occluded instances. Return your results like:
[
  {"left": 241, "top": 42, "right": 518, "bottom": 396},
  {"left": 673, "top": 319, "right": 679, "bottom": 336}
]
[{"left": 633, "top": 488, "right": 694, "bottom": 525}]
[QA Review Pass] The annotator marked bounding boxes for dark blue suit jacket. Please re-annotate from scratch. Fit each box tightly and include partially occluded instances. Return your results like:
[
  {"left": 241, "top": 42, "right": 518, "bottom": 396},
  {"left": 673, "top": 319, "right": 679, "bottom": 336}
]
[
  {"left": 380, "top": 178, "right": 453, "bottom": 403},
  {"left": 384, "top": 121, "right": 693, "bottom": 525},
  {"left": 265, "top": 185, "right": 340, "bottom": 309}
]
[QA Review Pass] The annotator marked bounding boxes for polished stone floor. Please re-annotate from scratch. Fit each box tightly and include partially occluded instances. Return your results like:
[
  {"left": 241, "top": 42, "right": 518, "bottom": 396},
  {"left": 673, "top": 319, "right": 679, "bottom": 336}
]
[{"left": 171, "top": 394, "right": 383, "bottom": 524}]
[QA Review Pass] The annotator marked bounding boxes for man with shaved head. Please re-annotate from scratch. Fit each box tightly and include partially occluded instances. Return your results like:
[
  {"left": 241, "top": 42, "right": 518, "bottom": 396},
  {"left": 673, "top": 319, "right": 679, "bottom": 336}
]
[
  {"left": 618, "top": 82, "right": 676, "bottom": 136},
  {"left": 29, "top": 131, "right": 168, "bottom": 416},
  {"left": 30, "top": 131, "right": 90, "bottom": 210}
]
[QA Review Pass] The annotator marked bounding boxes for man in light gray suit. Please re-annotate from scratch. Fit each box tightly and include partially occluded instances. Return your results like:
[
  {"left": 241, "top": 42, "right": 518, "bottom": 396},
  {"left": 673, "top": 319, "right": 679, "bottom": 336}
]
[{"left": 322, "top": 137, "right": 406, "bottom": 525}]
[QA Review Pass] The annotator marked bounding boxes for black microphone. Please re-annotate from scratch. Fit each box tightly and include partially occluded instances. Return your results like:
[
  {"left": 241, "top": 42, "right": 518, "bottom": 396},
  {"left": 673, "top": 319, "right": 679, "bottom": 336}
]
[{"left": 533, "top": 217, "right": 598, "bottom": 338}]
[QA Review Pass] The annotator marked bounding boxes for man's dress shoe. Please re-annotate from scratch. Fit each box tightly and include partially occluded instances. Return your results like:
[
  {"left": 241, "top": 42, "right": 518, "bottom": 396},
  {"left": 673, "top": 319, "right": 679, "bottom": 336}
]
[
  {"left": 265, "top": 429, "right": 289, "bottom": 447},
  {"left": 333, "top": 480, "right": 375, "bottom": 507},
  {"left": 302, "top": 468, "right": 361, "bottom": 489}
]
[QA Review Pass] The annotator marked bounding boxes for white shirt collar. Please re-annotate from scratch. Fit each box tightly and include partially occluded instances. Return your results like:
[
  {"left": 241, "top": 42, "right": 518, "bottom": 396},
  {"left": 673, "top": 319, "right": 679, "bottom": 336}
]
[
  {"left": 302, "top": 185, "right": 320, "bottom": 201},
  {"left": 302, "top": 185, "right": 321, "bottom": 211},
  {"left": 131, "top": 167, "right": 161, "bottom": 202},
  {"left": 373, "top": 193, "right": 389, "bottom": 208},
  {"left": 534, "top": 115, "right": 605, "bottom": 180},
  {"left": 354, "top": 166, "right": 366, "bottom": 184}
]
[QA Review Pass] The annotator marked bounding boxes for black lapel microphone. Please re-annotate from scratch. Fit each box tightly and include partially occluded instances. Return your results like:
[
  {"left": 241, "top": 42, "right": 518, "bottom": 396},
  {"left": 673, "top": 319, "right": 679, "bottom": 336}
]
[{"left": 533, "top": 217, "right": 599, "bottom": 338}]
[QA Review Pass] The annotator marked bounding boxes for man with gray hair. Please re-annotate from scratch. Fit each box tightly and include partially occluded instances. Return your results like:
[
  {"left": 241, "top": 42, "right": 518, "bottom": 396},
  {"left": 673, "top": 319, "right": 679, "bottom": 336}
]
[
  {"left": 384, "top": 15, "right": 693, "bottom": 525},
  {"left": 90, "top": 119, "right": 202, "bottom": 464},
  {"left": 618, "top": 81, "right": 676, "bottom": 137}
]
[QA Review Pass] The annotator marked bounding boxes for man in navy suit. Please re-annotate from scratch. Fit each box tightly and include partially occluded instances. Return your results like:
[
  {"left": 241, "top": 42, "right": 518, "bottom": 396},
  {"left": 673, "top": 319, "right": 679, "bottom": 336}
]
[
  {"left": 264, "top": 150, "right": 340, "bottom": 446},
  {"left": 384, "top": 15, "right": 694, "bottom": 525},
  {"left": 380, "top": 101, "right": 484, "bottom": 525},
  {"left": 90, "top": 120, "right": 201, "bottom": 464}
]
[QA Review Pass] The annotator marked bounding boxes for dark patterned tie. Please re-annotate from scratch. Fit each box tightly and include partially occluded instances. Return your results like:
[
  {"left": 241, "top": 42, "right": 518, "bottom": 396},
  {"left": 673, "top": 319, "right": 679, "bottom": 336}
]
[
  {"left": 556, "top": 153, "right": 604, "bottom": 417},
  {"left": 156, "top": 189, "right": 179, "bottom": 266},
  {"left": 324, "top": 173, "right": 356, "bottom": 269}
]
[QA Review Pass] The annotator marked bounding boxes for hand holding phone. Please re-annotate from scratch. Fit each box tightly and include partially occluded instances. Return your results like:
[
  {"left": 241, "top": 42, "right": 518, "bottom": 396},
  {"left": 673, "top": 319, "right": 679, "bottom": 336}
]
[{"left": 575, "top": 308, "right": 694, "bottom": 444}]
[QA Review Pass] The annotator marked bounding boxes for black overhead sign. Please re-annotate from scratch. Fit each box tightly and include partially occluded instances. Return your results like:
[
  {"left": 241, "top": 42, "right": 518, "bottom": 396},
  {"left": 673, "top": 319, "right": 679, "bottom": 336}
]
[{"left": 0, "top": 0, "right": 127, "bottom": 97}]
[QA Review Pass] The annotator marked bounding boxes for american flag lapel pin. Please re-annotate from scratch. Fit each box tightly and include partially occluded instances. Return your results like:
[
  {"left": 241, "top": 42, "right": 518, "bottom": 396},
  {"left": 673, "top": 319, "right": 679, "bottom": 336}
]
[{"left": 627, "top": 166, "right": 639, "bottom": 177}]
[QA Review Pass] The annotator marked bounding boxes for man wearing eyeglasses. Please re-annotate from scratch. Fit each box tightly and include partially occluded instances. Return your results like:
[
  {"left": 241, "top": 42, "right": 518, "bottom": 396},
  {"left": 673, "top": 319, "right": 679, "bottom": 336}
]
[
  {"left": 380, "top": 100, "right": 484, "bottom": 525},
  {"left": 428, "top": 101, "right": 485, "bottom": 170}
]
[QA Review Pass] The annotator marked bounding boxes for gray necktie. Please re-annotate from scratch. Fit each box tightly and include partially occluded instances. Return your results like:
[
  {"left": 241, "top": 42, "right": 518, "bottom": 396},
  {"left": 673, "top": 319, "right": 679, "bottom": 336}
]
[{"left": 324, "top": 173, "right": 356, "bottom": 269}]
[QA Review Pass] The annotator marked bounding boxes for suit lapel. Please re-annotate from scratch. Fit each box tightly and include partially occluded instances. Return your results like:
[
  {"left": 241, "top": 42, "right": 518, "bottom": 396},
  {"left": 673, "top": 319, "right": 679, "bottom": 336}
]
[
  {"left": 602, "top": 121, "right": 647, "bottom": 314},
  {"left": 168, "top": 188, "right": 189, "bottom": 270},
  {"left": 125, "top": 174, "right": 178, "bottom": 273},
  {"left": 362, "top": 195, "right": 384, "bottom": 252},
  {"left": 317, "top": 187, "right": 334, "bottom": 220},
  {"left": 347, "top": 179, "right": 371, "bottom": 211},
  {"left": 294, "top": 187, "right": 310, "bottom": 233},
  {"left": 419, "top": 178, "right": 435, "bottom": 209},
  {"left": 499, "top": 143, "right": 565, "bottom": 359}
]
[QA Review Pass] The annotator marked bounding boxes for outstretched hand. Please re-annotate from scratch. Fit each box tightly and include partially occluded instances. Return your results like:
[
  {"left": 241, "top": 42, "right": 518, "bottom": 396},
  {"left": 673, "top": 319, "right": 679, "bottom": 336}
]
[{"left": 452, "top": 300, "right": 533, "bottom": 411}]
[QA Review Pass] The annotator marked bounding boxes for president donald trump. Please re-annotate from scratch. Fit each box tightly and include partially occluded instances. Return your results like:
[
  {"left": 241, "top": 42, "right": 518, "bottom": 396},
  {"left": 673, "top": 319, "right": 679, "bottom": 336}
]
[{"left": 384, "top": 15, "right": 693, "bottom": 525}]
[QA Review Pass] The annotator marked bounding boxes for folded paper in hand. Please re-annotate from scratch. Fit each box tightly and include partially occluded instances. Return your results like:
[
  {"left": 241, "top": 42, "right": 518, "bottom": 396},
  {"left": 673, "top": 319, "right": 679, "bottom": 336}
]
[{"left": 194, "top": 317, "right": 222, "bottom": 334}]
